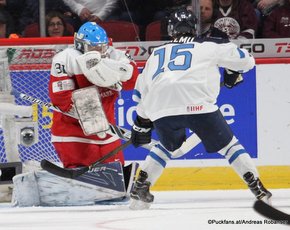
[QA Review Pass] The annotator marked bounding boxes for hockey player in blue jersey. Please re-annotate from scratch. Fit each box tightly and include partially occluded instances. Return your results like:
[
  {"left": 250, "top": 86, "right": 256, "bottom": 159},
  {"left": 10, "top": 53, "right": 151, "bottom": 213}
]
[{"left": 129, "top": 7, "right": 272, "bottom": 210}]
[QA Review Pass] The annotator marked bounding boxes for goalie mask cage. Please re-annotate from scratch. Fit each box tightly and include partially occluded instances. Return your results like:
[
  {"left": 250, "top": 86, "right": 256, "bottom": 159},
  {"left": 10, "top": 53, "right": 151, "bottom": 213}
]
[{"left": 0, "top": 37, "right": 75, "bottom": 163}]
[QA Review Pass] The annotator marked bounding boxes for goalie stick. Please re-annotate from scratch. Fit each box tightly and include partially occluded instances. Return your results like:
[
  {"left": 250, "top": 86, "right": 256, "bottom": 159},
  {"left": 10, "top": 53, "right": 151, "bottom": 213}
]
[
  {"left": 254, "top": 200, "right": 290, "bottom": 225},
  {"left": 40, "top": 139, "right": 132, "bottom": 179}
]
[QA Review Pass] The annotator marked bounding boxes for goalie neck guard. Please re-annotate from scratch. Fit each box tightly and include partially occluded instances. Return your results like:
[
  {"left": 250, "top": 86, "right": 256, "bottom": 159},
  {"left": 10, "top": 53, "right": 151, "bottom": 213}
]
[
  {"left": 167, "top": 7, "right": 198, "bottom": 38},
  {"left": 74, "top": 22, "right": 109, "bottom": 55}
]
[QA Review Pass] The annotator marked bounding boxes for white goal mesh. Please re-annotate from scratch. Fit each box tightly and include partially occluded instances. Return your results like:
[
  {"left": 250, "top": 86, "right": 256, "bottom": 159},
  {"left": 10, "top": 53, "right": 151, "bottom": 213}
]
[{"left": 0, "top": 39, "right": 72, "bottom": 163}]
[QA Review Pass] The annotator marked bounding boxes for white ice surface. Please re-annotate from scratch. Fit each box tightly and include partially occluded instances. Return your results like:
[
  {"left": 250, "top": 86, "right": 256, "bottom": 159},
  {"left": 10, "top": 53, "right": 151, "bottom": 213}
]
[{"left": 0, "top": 189, "right": 289, "bottom": 230}]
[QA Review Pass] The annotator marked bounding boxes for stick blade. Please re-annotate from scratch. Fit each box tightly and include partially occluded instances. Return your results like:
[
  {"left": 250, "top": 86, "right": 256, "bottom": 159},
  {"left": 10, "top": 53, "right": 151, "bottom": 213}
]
[{"left": 254, "top": 200, "right": 290, "bottom": 224}]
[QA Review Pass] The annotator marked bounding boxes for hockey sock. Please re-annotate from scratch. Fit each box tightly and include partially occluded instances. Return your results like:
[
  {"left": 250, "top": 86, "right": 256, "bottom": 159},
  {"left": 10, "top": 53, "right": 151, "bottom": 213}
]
[
  {"left": 141, "top": 144, "right": 171, "bottom": 186},
  {"left": 218, "top": 136, "right": 259, "bottom": 180}
]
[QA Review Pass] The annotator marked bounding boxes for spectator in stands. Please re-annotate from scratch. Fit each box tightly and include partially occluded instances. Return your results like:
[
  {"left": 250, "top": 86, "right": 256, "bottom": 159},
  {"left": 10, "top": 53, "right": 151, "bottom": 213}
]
[
  {"left": 197, "top": 0, "right": 229, "bottom": 38},
  {"left": 63, "top": 0, "right": 118, "bottom": 24},
  {"left": 253, "top": 0, "right": 284, "bottom": 16},
  {"left": 213, "top": 0, "right": 258, "bottom": 39},
  {"left": 18, "top": 0, "right": 78, "bottom": 35},
  {"left": 262, "top": 0, "right": 290, "bottom": 38},
  {"left": 46, "top": 11, "right": 73, "bottom": 37},
  {"left": 248, "top": 0, "right": 284, "bottom": 37},
  {"left": 0, "top": 6, "right": 15, "bottom": 38}
]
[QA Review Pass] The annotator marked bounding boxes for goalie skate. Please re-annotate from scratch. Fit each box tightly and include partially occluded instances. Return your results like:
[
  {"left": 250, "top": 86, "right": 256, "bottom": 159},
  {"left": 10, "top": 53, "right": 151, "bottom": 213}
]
[{"left": 129, "top": 170, "right": 154, "bottom": 210}]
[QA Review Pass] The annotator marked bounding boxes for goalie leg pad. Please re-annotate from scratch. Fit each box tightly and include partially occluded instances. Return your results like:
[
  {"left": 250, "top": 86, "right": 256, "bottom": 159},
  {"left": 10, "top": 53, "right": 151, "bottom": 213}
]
[
  {"left": 72, "top": 86, "right": 109, "bottom": 137},
  {"left": 12, "top": 172, "right": 41, "bottom": 207},
  {"left": 12, "top": 162, "right": 127, "bottom": 207}
]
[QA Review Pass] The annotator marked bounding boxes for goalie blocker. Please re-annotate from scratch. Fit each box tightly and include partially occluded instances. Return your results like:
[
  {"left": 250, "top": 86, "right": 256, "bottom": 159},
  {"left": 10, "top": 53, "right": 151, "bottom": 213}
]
[
  {"left": 72, "top": 86, "right": 109, "bottom": 138},
  {"left": 12, "top": 161, "right": 139, "bottom": 207}
]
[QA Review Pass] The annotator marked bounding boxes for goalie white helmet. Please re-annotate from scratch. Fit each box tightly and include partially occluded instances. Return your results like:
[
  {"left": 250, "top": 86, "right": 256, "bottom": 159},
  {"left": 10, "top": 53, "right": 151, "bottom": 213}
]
[{"left": 74, "top": 22, "right": 109, "bottom": 56}]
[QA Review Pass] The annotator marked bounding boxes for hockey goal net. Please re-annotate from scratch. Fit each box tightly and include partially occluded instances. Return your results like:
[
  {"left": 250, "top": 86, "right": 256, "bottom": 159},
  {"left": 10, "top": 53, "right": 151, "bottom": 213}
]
[{"left": 0, "top": 37, "right": 75, "bottom": 163}]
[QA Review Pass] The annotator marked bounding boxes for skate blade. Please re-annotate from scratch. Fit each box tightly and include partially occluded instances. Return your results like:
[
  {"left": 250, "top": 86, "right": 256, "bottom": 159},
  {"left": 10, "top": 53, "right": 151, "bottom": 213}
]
[{"left": 129, "top": 199, "right": 151, "bottom": 210}]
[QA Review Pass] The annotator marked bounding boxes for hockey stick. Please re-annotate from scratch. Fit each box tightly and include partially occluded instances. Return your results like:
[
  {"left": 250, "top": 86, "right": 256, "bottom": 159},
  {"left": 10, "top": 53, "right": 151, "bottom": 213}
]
[
  {"left": 12, "top": 90, "right": 158, "bottom": 150},
  {"left": 253, "top": 200, "right": 290, "bottom": 225},
  {"left": 40, "top": 139, "right": 132, "bottom": 179}
]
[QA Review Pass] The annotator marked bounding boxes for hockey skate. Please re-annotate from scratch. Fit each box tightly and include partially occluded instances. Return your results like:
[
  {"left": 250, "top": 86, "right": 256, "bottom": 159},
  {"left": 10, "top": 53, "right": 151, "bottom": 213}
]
[
  {"left": 129, "top": 170, "right": 154, "bottom": 210},
  {"left": 243, "top": 172, "right": 272, "bottom": 204}
]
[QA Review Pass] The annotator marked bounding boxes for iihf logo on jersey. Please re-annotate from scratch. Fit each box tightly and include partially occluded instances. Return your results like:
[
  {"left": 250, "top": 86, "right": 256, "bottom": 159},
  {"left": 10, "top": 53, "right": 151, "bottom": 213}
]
[{"left": 187, "top": 104, "right": 203, "bottom": 112}]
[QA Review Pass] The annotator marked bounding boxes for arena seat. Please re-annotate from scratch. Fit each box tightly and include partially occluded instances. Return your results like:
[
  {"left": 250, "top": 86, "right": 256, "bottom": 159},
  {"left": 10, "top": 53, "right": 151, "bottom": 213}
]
[
  {"left": 99, "top": 20, "right": 140, "bottom": 42},
  {"left": 23, "top": 22, "right": 74, "bottom": 37},
  {"left": 145, "top": 20, "right": 161, "bottom": 41}
]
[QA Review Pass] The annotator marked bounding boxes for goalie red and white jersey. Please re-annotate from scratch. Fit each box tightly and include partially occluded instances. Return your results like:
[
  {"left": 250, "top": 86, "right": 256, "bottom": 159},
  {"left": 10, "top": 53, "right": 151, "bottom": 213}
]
[
  {"left": 49, "top": 46, "right": 138, "bottom": 144},
  {"left": 133, "top": 39, "right": 255, "bottom": 121}
]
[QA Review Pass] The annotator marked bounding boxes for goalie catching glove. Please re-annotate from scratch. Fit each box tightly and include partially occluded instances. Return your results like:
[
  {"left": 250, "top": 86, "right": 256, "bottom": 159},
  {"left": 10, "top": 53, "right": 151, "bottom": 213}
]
[
  {"left": 76, "top": 51, "right": 133, "bottom": 88},
  {"left": 131, "top": 116, "right": 153, "bottom": 148},
  {"left": 223, "top": 69, "right": 244, "bottom": 89}
]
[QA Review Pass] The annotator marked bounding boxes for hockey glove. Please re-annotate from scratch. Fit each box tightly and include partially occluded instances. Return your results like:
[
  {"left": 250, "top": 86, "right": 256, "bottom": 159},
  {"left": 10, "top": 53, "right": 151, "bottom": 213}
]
[
  {"left": 223, "top": 69, "right": 244, "bottom": 89},
  {"left": 131, "top": 115, "right": 153, "bottom": 148}
]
